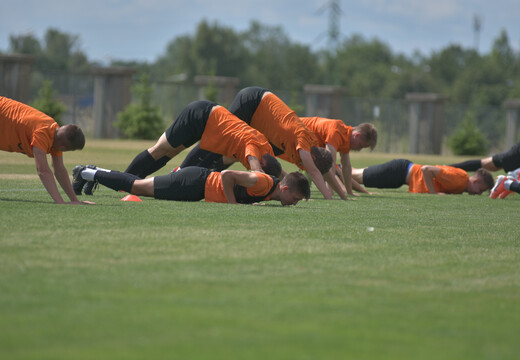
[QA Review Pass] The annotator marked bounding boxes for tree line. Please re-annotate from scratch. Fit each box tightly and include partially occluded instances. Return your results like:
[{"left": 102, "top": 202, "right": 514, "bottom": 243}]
[{"left": 4, "top": 19, "right": 520, "bottom": 109}]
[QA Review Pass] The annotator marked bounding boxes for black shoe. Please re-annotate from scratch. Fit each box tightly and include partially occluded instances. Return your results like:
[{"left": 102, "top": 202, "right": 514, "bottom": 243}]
[
  {"left": 72, "top": 165, "right": 87, "bottom": 195},
  {"left": 82, "top": 165, "right": 99, "bottom": 195}
]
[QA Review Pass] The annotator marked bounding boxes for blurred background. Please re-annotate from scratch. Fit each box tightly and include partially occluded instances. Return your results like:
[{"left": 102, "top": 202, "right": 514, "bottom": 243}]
[{"left": 1, "top": 0, "right": 519, "bottom": 156}]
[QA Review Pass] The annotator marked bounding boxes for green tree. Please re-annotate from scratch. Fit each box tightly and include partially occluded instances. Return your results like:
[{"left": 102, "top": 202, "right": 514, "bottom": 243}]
[
  {"left": 447, "top": 111, "right": 488, "bottom": 155},
  {"left": 116, "top": 73, "right": 164, "bottom": 139},
  {"left": 31, "top": 80, "right": 67, "bottom": 126},
  {"left": 9, "top": 33, "right": 42, "bottom": 55}
]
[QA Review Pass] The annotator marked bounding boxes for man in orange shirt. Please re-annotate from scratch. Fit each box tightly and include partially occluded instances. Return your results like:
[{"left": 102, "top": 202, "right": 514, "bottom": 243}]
[
  {"left": 300, "top": 117, "right": 378, "bottom": 199},
  {"left": 0, "top": 96, "right": 88, "bottom": 204},
  {"left": 72, "top": 165, "right": 310, "bottom": 205},
  {"left": 121, "top": 100, "right": 281, "bottom": 182},
  {"left": 351, "top": 159, "right": 494, "bottom": 195},
  {"left": 228, "top": 87, "right": 334, "bottom": 200}
]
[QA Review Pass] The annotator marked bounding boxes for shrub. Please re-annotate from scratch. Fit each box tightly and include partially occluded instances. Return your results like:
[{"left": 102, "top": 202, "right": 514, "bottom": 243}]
[
  {"left": 116, "top": 73, "right": 164, "bottom": 139},
  {"left": 31, "top": 80, "right": 67, "bottom": 126},
  {"left": 447, "top": 112, "right": 488, "bottom": 155}
]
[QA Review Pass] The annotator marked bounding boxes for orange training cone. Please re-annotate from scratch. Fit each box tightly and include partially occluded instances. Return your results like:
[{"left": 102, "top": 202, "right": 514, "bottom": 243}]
[{"left": 121, "top": 194, "right": 142, "bottom": 202}]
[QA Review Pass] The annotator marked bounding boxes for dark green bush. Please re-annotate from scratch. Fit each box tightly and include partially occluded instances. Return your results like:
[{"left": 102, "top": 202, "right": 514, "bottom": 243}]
[
  {"left": 116, "top": 73, "right": 164, "bottom": 139},
  {"left": 447, "top": 112, "right": 488, "bottom": 155}
]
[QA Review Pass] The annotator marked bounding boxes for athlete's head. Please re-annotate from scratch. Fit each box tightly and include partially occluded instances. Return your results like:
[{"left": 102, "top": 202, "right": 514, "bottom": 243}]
[
  {"left": 310, "top": 146, "right": 333, "bottom": 174},
  {"left": 260, "top": 153, "right": 282, "bottom": 178},
  {"left": 351, "top": 123, "right": 378, "bottom": 151},
  {"left": 278, "top": 172, "right": 310, "bottom": 205},
  {"left": 54, "top": 124, "right": 85, "bottom": 151},
  {"left": 467, "top": 168, "right": 494, "bottom": 195}
]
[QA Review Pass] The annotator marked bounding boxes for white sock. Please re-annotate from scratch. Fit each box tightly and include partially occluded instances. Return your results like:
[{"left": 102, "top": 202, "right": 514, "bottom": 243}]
[
  {"left": 504, "top": 179, "right": 513, "bottom": 190},
  {"left": 81, "top": 168, "right": 98, "bottom": 181}
]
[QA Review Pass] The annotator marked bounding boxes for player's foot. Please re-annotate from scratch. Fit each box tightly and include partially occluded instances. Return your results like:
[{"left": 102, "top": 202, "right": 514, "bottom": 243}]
[
  {"left": 72, "top": 165, "right": 87, "bottom": 195},
  {"left": 82, "top": 165, "right": 99, "bottom": 195},
  {"left": 171, "top": 166, "right": 180, "bottom": 173},
  {"left": 507, "top": 168, "right": 520, "bottom": 180},
  {"left": 490, "top": 175, "right": 512, "bottom": 199}
]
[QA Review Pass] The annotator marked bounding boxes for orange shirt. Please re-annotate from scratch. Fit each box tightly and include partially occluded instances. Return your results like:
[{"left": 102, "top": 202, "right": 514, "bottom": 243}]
[
  {"left": 199, "top": 106, "right": 273, "bottom": 169},
  {"left": 0, "top": 96, "right": 61, "bottom": 158},
  {"left": 300, "top": 117, "right": 352, "bottom": 153},
  {"left": 204, "top": 171, "right": 276, "bottom": 203},
  {"left": 408, "top": 164, "right": 468, "bottom": 194},
  {"left": 250, "top": 93, "right": 318, "bottom": 165}
]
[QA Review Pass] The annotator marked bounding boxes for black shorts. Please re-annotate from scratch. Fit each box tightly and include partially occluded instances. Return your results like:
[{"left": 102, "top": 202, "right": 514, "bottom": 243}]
[
  {"left": 153, "top": 166, "right": 212, "bottom": 201},
  {"left": 228, "top": 86, "right": 269, "bottom": 124},
  {"left": 363, "top": 159, "right": 412, "bottom": 189},
  {"left": 492, "top": 141, "right": 520, "bottom": 172},
  {"left": 180, "top": 143, "right": 230, "bottom": 171},
  {"left": 165, "top": 101, "right": 216, "bottom": 148}
]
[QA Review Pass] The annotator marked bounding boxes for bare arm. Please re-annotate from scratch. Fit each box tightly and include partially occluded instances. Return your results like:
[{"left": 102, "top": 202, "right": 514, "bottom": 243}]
[
  {"left": 421, "top": 166, "right": 441, "bottom": 194},
  {"left": 341, "top": 152, "right": 369, "bottom": 194},
  {"left": 33, "top": 147, "right": 66, "bottom": 204},
  {"left": 51, "top": 154, "right": 81, "bottom": 202},
  {"left": 300, "top": 149, "right": 333, "bottom": 200},
  {"left": 220, "top": 170, "right": 259, "bottom": 204},
  {"left": 246, "top": 155, "right": 263, "bottom": 173},
  {"left": 323, "top": 144, "right": 346, "bottom": 199}
]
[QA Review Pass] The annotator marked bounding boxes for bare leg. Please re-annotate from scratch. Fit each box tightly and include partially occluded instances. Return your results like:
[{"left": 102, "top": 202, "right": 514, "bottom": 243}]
[
  {"left": 481, "top": 157, "right": 501, "bottom": 171},
  {"left": 131, "top": 177, "right": 156, "bottom": 197},
  {"left": 148, "top": 133, "right": 186, "bottom": 159},
  {"left": 351, "top": 167, "right": 365, "bottom": 184}
]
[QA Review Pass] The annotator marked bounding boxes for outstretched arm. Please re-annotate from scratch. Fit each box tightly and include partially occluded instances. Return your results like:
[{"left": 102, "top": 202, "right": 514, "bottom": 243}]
[
  {"left": 300, "top": 149, "right": 333, "bottom": 200},
  {"left": 220, "top": 170, "right": 259, "bottom": 204},
  {"left": 341, "top": 152, "right": 369, "bottom": 194},
  {"left": 247, "top": 155, "right": 263, "bottom": 173},
  {"left": 421, "top": 165, "right": 441, "bottom": 194},
  {"left": 323, "top": 144, "right": 347, "bottom": 199},
  {"left": 33, "top": 147, "right": 67, "bottom": 204},
  {"left": 51, "top": 154, "right": 82, "bottom": 203}
]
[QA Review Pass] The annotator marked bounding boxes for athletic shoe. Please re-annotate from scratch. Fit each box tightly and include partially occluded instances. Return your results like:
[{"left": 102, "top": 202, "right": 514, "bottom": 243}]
[
  {"left": 82, "top": 165, "right": 99, "bottom": 195},
  {"left": 171, "top": 166, "right": 180, "bottom": 173},
  {"left": 490, "top": 175, "right": 511, "bottom": 199},
  {"left": 506, "top": 169, "right": 520, "bottom": 180},
  {"left": 72, "top": 165, "right": 87, "bottom": 195}
]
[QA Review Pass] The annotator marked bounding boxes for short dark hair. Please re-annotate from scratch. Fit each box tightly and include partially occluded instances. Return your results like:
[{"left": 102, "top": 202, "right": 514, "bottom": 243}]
[
  {"left": 281, "top": 172, "right": 311, "bottom": 200},
  {"left": 310, "top": 146, "right": 333, "bottom": 174},
  {"left": 261, "top": 153, "right": 282, "bottom": 178},
  {"left": 60, "top": 124, "right": 85, "bottom": 150},
  {"left": 475, "top": 168, "right": 494, "bottom": 190},
  {"left": 354, "top": 123, "right": 378, "bottom": 151}
]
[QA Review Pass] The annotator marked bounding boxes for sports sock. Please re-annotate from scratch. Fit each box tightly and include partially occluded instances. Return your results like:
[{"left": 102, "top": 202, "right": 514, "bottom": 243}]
[
  {"left": 146, "top": 156, "right": 171, "bottom": 175},
  {"left": 449, "top": 160, "right": 482, "bottom": 171},
  {"left": 80, "top": 168, "right": 98, "bottom": 181},
  {"left": 508, "top": 180, "right": 520, "bottom": 193},
  {"left": 94, "top": 170, "right": 140, "bottom": 193},
  {"left": 124, "top": 150, "right": 155, "bottom": 177}
]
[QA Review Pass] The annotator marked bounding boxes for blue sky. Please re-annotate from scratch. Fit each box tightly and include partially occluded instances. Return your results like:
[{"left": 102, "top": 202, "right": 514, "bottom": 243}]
[{"left": 1, "top": 0, "right": 519, "bottom": 64}]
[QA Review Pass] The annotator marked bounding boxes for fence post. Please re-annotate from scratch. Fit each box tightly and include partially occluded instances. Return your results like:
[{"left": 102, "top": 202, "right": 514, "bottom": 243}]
[
  {"left": 0, "top": 54, "right": 35, "bottom": 103},
  {"left": 405, "top": 93, "right": 447, "bottom": 154},
  {"left": 92, "top": 66, "right": 137, "bottom": 139},
  {"left": 303, "top": 85, "right": 347, "bottom": 119},
  {"left": 503, "top": 99, "right": 520, "bottom": 149}
]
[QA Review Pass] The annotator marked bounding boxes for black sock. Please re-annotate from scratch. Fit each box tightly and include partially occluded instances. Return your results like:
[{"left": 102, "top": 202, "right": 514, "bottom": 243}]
[
  {"left": 449, "top": 160, "right": 482, "bottom": 171},
  {"left": 125, "top": 150, "right": 155, "bottom": 177},
  {"left": 509, "top": 181, "right": 520, "bottom": 194},
  {"left": 147, "top": 156, "right": 171, "bottom": 175},
  {"left": 95, "top": 171, "right": 140, "bottom": 193}
]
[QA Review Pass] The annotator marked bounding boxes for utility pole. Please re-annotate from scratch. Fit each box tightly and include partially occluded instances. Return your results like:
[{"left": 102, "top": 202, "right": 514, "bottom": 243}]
[{"left": 473, "top": 14, "right": 483, "bottom": 52}]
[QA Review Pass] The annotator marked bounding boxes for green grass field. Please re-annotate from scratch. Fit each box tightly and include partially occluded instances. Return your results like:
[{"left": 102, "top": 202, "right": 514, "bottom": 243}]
[{"left": 1, "top": 140, "right": 519, "bottom": 360}]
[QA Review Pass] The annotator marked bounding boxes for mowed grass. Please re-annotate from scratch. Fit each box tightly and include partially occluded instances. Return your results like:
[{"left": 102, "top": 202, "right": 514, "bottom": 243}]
[{"left": 1, "top": 140, "right": 519, "bottom": 360}]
